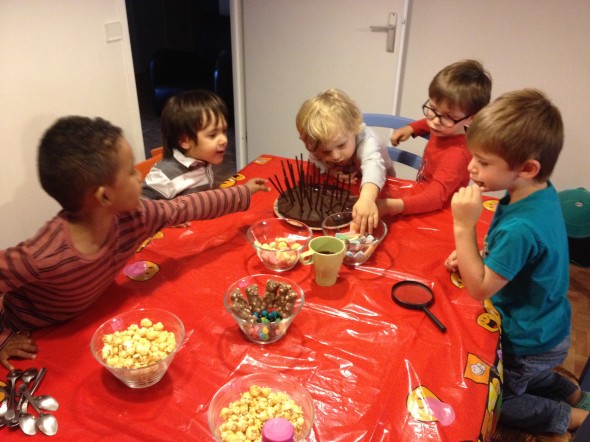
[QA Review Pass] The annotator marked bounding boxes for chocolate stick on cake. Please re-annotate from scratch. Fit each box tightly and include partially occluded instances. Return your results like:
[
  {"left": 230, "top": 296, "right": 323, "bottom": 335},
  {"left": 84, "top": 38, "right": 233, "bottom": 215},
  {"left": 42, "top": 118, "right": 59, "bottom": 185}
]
[{"left": 270, "top": 156, "right": 357, "bottom": 228}]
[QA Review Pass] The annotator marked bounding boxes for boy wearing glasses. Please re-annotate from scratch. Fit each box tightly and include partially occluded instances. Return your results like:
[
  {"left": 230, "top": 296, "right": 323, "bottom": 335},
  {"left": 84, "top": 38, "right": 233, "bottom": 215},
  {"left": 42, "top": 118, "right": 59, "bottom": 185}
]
[{"left": 377, "top": 59, "right": 491, "bottom": 216}]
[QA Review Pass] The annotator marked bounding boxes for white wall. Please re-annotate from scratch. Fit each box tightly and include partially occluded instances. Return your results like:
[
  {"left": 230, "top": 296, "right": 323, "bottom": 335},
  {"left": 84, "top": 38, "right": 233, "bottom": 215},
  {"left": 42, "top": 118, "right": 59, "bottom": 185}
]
[
  {"left": 397, "top": 0, "right": 590, "bottom": 192},
  {"left": 0, "top": 0, "right": 143, "bottom": 249}
]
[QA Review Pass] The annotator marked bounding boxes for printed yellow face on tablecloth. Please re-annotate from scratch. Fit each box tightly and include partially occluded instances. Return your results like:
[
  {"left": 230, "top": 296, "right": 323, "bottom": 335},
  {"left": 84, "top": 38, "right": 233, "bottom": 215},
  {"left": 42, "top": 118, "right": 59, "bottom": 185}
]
[
  {"left": 477, "top": 299, "right": 502, "bottom": 332},
  {"left": 406, "top": 385, "right": 456, "bottom": 426}
]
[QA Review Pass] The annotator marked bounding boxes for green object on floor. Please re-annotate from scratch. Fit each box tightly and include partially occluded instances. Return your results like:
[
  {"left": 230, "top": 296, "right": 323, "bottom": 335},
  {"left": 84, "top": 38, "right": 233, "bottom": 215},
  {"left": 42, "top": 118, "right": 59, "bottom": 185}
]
[
  {"left": 559, "top": 188, "right": 590, "bottom": 267},
  {"left": 574, "top": 391, "right": 590, "bottom": 411}
]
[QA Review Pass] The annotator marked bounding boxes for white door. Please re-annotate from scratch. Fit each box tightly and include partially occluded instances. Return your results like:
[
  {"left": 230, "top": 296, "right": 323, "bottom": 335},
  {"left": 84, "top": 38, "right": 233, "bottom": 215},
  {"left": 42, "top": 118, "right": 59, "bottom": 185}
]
[{"left": 234, "top": 0, "right": 408, "bottom": 166}]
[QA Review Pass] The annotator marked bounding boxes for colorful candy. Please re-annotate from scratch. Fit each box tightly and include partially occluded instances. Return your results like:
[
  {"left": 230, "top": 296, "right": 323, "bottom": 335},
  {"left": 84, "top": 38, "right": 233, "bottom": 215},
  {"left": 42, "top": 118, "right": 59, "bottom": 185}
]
[
  {"left": 335, "top": 231, "right": 379, "bottom": 263},
  {"left": 229, "top": 278, "right": 298, "bottom": 341}
]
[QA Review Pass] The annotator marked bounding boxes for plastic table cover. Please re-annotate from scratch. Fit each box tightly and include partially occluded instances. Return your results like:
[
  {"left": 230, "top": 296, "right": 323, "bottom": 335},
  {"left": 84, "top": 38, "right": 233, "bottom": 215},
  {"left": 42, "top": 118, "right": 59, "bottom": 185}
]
[{"left": 2, "top": 155, "right": 502, "bottom": 441}]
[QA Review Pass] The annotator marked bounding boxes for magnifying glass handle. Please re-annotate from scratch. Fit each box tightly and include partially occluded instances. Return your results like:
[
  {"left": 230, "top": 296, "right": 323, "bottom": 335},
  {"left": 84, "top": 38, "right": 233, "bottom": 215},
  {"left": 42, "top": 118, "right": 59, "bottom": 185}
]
[{"left": 423, "top": 307, "right": 447, "bottom": 333}]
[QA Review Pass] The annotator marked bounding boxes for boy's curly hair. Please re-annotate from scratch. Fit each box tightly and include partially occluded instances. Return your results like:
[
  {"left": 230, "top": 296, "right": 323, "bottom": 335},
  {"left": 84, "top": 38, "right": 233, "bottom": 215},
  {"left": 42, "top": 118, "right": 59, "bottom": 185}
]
[{"left": 38, "top": 116, "right": 122, "bottom": 212}]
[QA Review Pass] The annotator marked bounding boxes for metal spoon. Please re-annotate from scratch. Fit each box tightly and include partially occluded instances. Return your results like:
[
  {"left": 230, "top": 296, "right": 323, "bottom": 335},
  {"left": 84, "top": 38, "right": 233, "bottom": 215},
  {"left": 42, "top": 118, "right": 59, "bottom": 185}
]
[
  {"left": 3, "top": 368, "right": 23, "bottom": 422},
  {"left": 21, "top": 367, "right": 38, "bottom": 384},
  {"left": 17, "top": 403, "right": 37, "bottom": 435},
  {"left": 0, "top": 390, "right": 8, "bottom": 428},
  {"left": 19, "top": 384, "right": 58, "bottom": 436},
  {"left": 0, "top": 386, "right": 8, "bottom": 417},
  {"left": 0, "top": 387, "right": 8, "bottom": 427},
  {"left": 8, "top": 367, "right": 39, "bottom": 427},
  {"left": 31, "top": 394, "right": 59, "bottom": 412}
]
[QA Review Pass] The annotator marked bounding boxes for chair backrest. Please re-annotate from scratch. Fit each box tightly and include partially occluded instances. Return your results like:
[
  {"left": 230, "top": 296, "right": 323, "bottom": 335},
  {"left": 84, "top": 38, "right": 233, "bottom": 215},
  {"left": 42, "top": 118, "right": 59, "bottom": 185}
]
[
  {"left": 135, "top": 147, "right": 163, "bottom": 180},
  {"left": 150, "top": 146, "right": 163, "bottom": 158},
  {"left": 362, "top": 113, "right": 425, "bottom": 170}
]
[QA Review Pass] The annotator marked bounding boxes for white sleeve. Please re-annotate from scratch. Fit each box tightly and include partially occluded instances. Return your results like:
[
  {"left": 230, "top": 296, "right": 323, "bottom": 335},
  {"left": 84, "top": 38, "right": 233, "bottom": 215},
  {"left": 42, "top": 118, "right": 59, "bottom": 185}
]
[{"left": 356, "top": 125, "right": 393, "bottom": 190}]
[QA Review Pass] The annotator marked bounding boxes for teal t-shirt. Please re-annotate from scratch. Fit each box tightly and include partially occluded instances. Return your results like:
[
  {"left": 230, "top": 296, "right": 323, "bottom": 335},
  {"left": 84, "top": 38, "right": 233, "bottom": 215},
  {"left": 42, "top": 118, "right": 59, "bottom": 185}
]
[{"left": 483, "top": 182, "right": 570, "bottom": 356}]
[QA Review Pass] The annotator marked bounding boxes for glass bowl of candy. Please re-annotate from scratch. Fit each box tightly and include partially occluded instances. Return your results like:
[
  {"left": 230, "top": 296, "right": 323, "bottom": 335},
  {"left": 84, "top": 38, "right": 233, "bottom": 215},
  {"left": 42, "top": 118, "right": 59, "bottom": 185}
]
[
  {"left": 247, "top": 218, "right": 313, "bottom": 272},
  {"left": 208, "top": 372, "right": 314, "bottom": 442},
  {"left": 90, "top": 308, "right": 185, "bottom": 388},
  {"left": 224, "top": 274, "right": 304, "bottom": 344},
  {"left": 322, "top": 211, "right": 388, "bottom": 266}
]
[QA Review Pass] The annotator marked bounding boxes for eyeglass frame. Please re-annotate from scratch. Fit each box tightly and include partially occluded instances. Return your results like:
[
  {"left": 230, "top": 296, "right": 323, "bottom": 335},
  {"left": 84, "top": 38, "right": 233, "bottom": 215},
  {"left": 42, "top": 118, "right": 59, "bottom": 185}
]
[{"left": 422, "top": 100, "right": 472, "bottom": 128}]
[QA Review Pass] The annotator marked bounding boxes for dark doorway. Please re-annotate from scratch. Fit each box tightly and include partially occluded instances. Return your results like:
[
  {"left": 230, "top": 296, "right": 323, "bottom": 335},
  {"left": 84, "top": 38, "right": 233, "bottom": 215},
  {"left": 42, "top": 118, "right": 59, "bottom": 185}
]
[{"left": 125, "top": 0, "right": 236, "bottom": 184}]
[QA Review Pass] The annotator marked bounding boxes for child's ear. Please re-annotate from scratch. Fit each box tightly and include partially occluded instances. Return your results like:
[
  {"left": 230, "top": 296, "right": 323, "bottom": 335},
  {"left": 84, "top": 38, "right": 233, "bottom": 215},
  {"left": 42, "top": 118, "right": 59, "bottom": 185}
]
[
  {"left": 519, "top": 159, "right": 542, "bottom": 179},
  {"left": 463, "top": 115, "right": 475, "bottom": 131},
  {"left": 178, "top": 134, "right": 192, "bottom": 151},
  {"left": 94, "top": 186, "right": 111, "bottom": 207}
]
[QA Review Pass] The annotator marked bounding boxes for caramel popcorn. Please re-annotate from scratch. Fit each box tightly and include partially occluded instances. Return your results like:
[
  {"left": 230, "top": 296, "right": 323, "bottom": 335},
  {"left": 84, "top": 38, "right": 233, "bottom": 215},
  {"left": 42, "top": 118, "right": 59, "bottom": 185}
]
[
  {"left": 217, "top": 384, "right": 305, "bottom": 442},
  {"left": 100, "top": 318, "right": 176, "bottom": 369}
]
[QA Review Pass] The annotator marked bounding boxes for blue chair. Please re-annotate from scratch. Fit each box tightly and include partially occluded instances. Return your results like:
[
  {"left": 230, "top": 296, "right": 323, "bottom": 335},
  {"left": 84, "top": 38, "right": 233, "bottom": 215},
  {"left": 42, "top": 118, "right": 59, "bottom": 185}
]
[{"left": 362, "top": 113, "right": 426, "bottom": 170}]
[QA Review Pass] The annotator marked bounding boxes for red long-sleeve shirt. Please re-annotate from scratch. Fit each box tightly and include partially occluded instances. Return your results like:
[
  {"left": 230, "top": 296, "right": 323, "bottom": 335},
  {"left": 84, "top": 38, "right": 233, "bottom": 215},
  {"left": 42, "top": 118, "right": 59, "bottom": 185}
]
[{"left": 401, "top": 119, "right": 472, "bottom": 215}]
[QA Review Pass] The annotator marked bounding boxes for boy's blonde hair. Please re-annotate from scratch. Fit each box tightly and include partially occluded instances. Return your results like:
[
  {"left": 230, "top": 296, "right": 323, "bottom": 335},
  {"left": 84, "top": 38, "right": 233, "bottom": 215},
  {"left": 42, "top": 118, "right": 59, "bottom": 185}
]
[
  {"left": 429, "top": 59, "right": 492, "bottom": 115},
  {"left": 296, "top": 88, "right": 363, "bottom": 152},
  {"left": 467, "top": 88, "right": 563, "bottom": 182}
]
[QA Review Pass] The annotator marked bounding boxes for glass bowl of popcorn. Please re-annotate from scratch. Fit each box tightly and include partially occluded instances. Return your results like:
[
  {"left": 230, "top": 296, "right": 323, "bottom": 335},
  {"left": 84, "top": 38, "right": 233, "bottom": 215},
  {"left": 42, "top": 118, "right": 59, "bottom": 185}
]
[
  {"left": 208, "top": 372, "right": 314, "bottom": 442},
  {"left": 247, "top": 218, "right": 313, "bottom": 272},
  {"left": 90, "top": 308, "right": 185, "bottom": 388},
  {"left": 321, "top": 211, "right": 388, "bottom": 266},
  {"left": 224, "top": 274, "right": 304, "bottom": 344}
]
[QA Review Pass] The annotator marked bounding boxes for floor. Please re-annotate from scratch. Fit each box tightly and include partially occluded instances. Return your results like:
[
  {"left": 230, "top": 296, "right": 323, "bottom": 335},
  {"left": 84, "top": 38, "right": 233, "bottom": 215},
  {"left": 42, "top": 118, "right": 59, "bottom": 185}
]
[
  {"left": 136, "top": 73, "right": 237, "bottom": 187},
  {"left": 563, "top": 264, "right": 590, "bottom": 378}
]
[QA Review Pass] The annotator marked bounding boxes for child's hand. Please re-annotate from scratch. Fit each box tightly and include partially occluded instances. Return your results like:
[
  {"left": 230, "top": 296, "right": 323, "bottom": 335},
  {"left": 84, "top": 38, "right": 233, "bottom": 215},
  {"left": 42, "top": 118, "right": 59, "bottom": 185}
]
[
  {"left": 390, "top": 125, "right": 414, "bottom": 146},
  {"left": 445, "top": 250, "right": 459, "bottom": 273},
  {"left": 330, "top": 168, "right": 358, "bottom": 184},
  {"left": 171, "top": 222, "right": 191, "bottom": 228},
  {"left": 352, "top": 184, "right": 380, "bottom": 234},
  {"left": 451, "top": 184, "right": 483, "bottom": 230},
  {"left": 0, "top": 332, "right": 38, "bottom": 370},
  {"left": 244, "top": 178, "right": 270, "bottom": 194}
]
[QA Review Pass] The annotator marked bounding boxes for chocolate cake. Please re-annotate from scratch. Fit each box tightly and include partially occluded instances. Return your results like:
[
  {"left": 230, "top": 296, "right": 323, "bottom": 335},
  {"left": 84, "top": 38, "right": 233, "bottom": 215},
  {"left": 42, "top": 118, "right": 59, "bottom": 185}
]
[{"left": 269, "top": 157, "right": 357, "bottom": 229}]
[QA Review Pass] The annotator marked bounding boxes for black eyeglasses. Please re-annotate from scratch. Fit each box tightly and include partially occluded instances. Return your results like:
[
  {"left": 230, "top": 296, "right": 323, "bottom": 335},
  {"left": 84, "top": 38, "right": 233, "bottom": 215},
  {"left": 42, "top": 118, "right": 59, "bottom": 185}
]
[{"left": 422, "top": 100, "right": 472, "bottom": 128}]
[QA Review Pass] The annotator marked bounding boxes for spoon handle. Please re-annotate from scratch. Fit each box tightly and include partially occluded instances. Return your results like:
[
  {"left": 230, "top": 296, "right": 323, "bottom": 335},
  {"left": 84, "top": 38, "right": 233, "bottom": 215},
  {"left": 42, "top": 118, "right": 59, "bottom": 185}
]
[
  {"left": 19, "top": 384, "right": 42, "bottom": 414},
  {"left": 28, "top": 367, "right": 46, "bottom": 396},
  {"left": 4, "top": 370, "right": 22, "bottom": 421},
  {"left": 19, "top": 367, "right": 47, "bottom": 413}
]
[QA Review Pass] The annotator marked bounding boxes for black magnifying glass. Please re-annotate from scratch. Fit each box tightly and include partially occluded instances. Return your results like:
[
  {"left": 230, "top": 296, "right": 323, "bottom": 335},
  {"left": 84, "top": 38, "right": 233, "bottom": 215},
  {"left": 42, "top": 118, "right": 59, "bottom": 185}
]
[{"left": 391, "top": 281, "right": 447, "bottom": 333}]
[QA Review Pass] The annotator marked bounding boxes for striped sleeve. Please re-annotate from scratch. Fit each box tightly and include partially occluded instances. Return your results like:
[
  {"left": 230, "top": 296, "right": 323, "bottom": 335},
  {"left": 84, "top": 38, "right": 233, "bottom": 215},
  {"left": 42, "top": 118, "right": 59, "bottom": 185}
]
[{"left": 141, "top": 185, "right": 251, "bottom": 230}]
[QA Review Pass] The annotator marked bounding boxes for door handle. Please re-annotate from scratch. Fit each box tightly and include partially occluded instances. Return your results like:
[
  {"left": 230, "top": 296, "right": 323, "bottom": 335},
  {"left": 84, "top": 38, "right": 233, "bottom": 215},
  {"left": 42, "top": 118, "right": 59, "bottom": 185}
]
[{"left": 370, "top": 12, "right": 397, "bottom": 53}]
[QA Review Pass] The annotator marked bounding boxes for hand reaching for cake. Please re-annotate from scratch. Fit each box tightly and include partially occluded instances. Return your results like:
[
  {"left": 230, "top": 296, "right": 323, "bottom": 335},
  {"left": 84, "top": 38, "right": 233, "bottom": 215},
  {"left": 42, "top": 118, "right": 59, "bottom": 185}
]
[
  {"left": 330, "top": 167, "right": 358, "bottom": 184},
  {"left": 244, "top": 178, "right": 271, "bottom": 194},
  {"left": 353, "top": 183, "right": 380, "bottom": 234}
]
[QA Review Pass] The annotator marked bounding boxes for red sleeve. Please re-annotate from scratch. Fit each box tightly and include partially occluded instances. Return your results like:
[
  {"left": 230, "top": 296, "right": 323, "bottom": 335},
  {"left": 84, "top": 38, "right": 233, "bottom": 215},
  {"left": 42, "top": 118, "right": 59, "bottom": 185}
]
[
  {"left": 408, "top": 119, "right": 430, "bottom": 137},
  {"left": 401, "top": 145, "right": 471, "bottom": 215}
]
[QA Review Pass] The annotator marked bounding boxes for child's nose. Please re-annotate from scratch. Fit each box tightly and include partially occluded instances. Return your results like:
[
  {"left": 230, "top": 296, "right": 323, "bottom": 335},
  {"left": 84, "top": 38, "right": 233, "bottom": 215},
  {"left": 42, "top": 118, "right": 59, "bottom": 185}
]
[{"left": 330, "top": 151, "right": 341, "bottom": 161}]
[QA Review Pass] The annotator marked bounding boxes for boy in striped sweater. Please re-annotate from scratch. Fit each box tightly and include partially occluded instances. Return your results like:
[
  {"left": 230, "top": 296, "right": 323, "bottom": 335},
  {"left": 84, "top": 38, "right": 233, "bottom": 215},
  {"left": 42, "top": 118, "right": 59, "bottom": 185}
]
[{"left": 0, "top": 116, "right": 268, "bottom": 370}]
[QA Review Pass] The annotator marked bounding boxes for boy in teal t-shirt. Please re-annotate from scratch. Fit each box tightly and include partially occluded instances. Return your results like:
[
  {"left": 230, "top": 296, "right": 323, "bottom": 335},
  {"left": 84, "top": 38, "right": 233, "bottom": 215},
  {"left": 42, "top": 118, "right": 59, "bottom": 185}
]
[{"left": 445, "top": 89, "right": 589, "bottom": 437}]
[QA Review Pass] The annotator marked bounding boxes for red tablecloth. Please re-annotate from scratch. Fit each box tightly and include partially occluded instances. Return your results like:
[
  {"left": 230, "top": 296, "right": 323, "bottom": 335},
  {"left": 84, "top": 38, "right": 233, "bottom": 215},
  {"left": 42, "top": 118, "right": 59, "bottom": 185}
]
[{"left": 3, "top": 155, "right": 501, "bottom": 441}]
